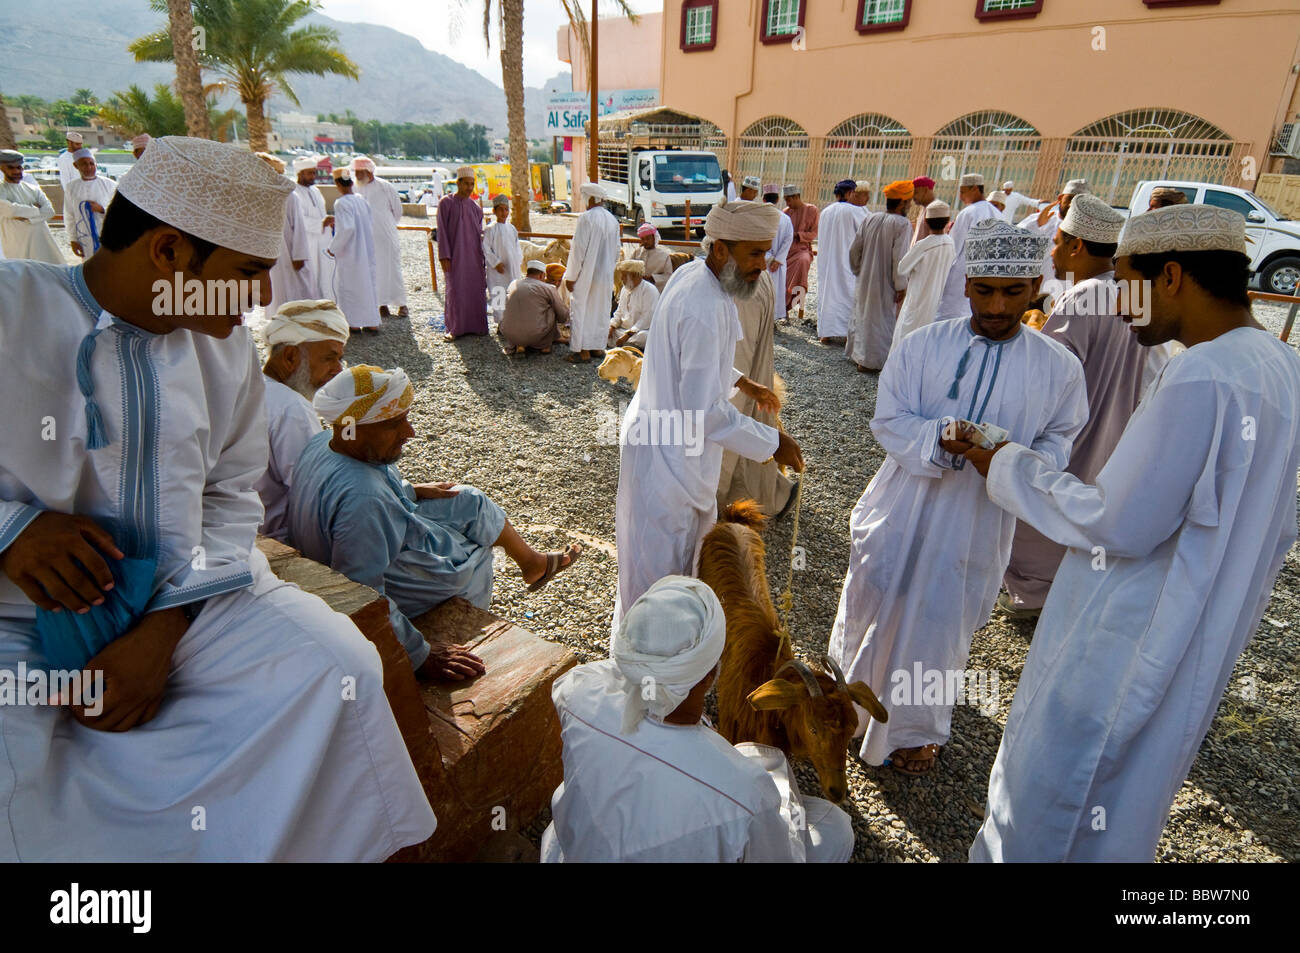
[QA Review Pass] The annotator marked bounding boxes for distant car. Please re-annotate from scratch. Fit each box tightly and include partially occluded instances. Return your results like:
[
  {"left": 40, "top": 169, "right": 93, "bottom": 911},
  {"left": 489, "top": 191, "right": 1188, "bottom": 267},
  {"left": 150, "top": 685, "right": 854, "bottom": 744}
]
[{"left": 1127, "top": 180, "right": 1300, "bottom": 295}]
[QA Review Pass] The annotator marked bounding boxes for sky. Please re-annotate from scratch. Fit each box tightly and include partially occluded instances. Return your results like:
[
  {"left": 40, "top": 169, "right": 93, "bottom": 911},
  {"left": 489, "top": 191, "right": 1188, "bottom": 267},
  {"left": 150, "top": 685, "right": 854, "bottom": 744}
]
[{"left": 317, "top": 0, "right": 663, "bottom": 88}]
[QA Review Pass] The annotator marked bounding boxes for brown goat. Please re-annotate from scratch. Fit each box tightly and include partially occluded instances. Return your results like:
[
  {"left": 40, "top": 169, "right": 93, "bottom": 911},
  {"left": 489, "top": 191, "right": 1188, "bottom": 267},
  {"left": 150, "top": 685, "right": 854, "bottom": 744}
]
[{"left": 698, "top": 500, "right": 888, "bottom": 804}]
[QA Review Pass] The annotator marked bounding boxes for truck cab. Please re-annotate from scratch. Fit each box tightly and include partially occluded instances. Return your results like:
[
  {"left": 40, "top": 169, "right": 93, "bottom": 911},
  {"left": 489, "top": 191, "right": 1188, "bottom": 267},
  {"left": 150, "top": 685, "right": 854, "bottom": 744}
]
[
  {"left": 599, "top": 148, "right": 723, "bottom": 235},
  {"left": 1127, "top": 180, "right": 1300, "bottom": 295}
]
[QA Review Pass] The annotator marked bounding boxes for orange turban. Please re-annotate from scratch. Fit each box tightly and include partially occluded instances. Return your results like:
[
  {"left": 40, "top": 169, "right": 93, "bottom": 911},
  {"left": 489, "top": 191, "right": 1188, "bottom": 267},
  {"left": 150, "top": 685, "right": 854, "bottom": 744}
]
[
  {"left": 883, "top": 180, "right": 915, "bottom": 200},
  {"left": 546, "top": 263, "right": 566, "bottom": 280}
]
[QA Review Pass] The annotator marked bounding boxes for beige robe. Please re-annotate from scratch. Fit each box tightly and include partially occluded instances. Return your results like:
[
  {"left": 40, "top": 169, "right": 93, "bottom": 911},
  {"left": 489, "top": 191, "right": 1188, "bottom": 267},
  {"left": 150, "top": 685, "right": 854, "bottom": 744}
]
[{"left": 717, "top": 271, "right": 795, "bottom": 516}]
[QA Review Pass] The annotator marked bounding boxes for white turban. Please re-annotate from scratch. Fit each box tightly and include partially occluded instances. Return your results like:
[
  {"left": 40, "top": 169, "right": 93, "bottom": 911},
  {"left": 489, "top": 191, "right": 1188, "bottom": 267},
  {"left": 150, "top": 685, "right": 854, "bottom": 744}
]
[
  {"left": 455, "top": 165, "right": 475, "bottom": 179},
  {"left": 704, "top": 200, "right": 780, "bottom": 242},
  {"left": 525, "top": 259, "right": 547, "bottom": 273},
  {"left": 313, "top": 365, "right": 414, "bottom": 426},
  {"left": 351, "top": 155, "right": 375, "bottom": 173},
  {"left": 580, "top": 183, "right": 603, "bottom": 201},
  {"left": 263, "top": 299, "right": 350, "bottom": 348},
  {"left": 292, "top": 156, "right": 317, "bottom": 174},
  {"left": 116, "top": 136, "right": 294, "bottom": 260},
  {"left": 615, "top": 258, "right": 644, "bottom": 275},
  {"left": 65, "top": 130, "right": 84, "bottom": 144},
  {"left": 611, "top": 576, "right": 726, "bottom": 734}
]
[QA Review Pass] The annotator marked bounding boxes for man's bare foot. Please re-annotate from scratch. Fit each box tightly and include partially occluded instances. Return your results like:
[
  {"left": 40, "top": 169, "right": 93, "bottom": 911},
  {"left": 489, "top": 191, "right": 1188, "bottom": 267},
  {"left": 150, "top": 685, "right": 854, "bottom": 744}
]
[
  {"left": 397, "top": 306, "right": 410, "bottom": 317},
  {"left": 416, "top": 642, "right": 486, "bottom": 681},
  {"left": 380, "top": 305, "right": 391, "bottom": 317}
]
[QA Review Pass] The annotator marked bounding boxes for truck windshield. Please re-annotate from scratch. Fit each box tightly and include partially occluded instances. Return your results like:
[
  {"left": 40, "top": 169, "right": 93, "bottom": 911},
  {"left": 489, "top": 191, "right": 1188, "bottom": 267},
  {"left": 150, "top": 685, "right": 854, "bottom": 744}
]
[{"left": 653, "top": 154, "right": 722, "bottom": 193}]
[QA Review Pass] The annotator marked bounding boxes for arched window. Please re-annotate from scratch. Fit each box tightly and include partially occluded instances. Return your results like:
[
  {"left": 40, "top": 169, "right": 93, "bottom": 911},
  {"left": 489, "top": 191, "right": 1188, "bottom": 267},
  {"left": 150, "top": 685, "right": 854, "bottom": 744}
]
[
  {"left": 822, "top": 114, "right": 912, "bottom": 207},
  {"left": 929, "top": 111, "right": 1041, "bottom": 203},
  {"left": 1063, "top": 109, "right": 1235, "bottom": 203},
  {"left": 735, "top": 117, "right": 811, "bottom": 196}
]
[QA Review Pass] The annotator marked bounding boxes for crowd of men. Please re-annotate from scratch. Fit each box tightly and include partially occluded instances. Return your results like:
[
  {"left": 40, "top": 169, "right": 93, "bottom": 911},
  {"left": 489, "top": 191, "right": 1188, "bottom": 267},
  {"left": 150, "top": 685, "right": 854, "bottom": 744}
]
[{"left": 0, "top": 134, "right": 1296, "bottom": 865}]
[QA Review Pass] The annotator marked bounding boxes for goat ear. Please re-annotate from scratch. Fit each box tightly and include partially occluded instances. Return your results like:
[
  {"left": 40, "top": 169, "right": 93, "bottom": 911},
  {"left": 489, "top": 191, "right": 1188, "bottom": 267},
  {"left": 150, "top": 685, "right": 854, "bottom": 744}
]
[
  {"left": 747, "top": 678, "right": 808, "bottom": 711},
  {"left": 847, "top": 681, "right": 889, "bottom": 724}
]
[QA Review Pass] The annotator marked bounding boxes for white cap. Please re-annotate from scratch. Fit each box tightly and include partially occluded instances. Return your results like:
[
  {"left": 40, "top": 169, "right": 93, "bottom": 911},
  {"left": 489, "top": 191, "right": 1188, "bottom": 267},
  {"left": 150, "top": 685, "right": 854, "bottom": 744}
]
[
  {"left": 925, "top": 199, "right": 951, "bottom": 218},
  {"left": 132, "top": 133, "right": 151, "bottom": 150},
  {"left": 1060, "top": 194, "right": 1124, "bottom": 245},
  {"left": 987, "top": 190, "right": 1008, "bottom": 205},
  {"left": 116, "top": 136, "right": 294, "bottom": 260},
  {"left": 66, "top": 130, "right": 84, "bottom": 144},
  {"left": 741, "top": 175, "right": 761, "bottom": 190},
  {"left": 960, "top": 173, "right": 984, "bottom": 188},
  {"left": 455, "top": 165, "right": 475, "bottom": 179},
  {"left": 782, "top": 184, "right": 800, "bottom": 197},
  {"left": 965, "top": 220, "right": 1050, "bottom": 277},
  {"left": 525, "top": 259, "right": 546, "bottom": 273},
  {"left": 1062, "top": 179, "right": 1089, "bottom": 196},
  {"left": 1117, "top": 205, "right": 1248, "bottom": 258},
  {"left": 292, "top": 156, "right": 317, "bottom": 174}
]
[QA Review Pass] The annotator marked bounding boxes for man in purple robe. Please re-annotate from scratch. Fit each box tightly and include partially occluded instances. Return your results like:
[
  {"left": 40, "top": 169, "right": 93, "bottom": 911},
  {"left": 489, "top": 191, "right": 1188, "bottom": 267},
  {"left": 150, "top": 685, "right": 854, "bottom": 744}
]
[{"left": 437, "top": 166, "right": 489, "bottom": 340}]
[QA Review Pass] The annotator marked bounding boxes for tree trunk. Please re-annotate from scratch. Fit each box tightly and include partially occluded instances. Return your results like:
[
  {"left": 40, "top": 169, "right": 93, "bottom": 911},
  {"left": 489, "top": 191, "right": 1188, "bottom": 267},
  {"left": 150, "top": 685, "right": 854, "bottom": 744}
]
[
  {"left": 0, "top": 93, "right": 17, "bottom": 150},
  {"left": 166, "top": 0, "right": 211, "bottom": 139},
  {"left": 243, "top": 97, "right": 270, "bottom": 153},
  {"left": 500, "top": 0, "right": 531, "bottom": 232}
]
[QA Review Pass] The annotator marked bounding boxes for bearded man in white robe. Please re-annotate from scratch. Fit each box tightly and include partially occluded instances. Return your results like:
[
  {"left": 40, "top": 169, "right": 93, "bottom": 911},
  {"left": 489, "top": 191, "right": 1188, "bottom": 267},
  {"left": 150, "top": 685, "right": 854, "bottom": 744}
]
[
  {"left": 0, "top": 136, "right": 435, "bottom": 861},
  {"left": 254, "top": 300, "right": 348, "bottom": 543},
  {"left": 613, "top": 201, "right": 806, "bottom": 630},
  {"left": 828, "top": 220, "right": 1087, "bottom": 777},
  {"left": 543, "top": 576, "right": 853, "bottom": 863},
  {"left": 935, "top": 174, "right": 1000, "bottom": 320},
  {"left": 564, "top": 183, "right": 620, "bottom": 363},
  {"left": 0, "top": 150, "right": 63, "bottom": 264},
  {"left": 482, "top": 194, "right": 522, "bottom": 329},
  {"left": 65, "top": 150, "right": 117, "bottom": 259},
  {"left": 965, "top": 206, "right": 1300, "bottom": 862},
  {"left": 892, "top": 200, "right": 955, "bottom": 350},
  {"left": 269, "top": 156, "right": 328, "bottom": 314},
  {"left": 352, "top": 156, "right": 408, "bottom": 318},
  {"left": 816, "top": 179, "right": 866, "bottom": 344},
  {"left": 325, "top": 169, "right": 379, "bottom": 332},
  {"left": 608, "top": 259, "right": 659, "bottom": 350}
]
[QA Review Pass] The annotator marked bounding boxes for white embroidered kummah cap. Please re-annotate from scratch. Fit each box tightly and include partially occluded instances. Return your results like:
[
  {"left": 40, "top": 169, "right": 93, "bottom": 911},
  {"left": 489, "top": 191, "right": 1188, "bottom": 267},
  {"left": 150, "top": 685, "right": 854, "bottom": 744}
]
[
  {"left": 704, "top": 200, "right": 780, "bottom": 241},
  {"left": 313, "top": 364, "right": 414, "bottom": 426},
  {"left": 350, "top": 155, "right": 376, "bottom": 172},
  {"left": 741, "top": 174, "right": 761, "bottom": 190},
  {"left": 132, "top": 134, "right": 151, "bottom": 151},
  {"left": 1117, "top": 204, "right": 1248, "bottom": 258},
  {"left": 580, "top": 182, "right": 603, "bottom": 201},
  {"left": 960, "top": 173, "right": 984, "bottom": 188},
  {"left": 782, "top": 184, "right": 800, "bottom": 197},
  {"left": 965, "top": 219, "right": 1051, "bottom": 277},
  {"left": 1062, "top": 179, "right": 1090, "bottom": 196},
  {"left": 263, "top": 300, "right": 351, "bottom": 348},
  {"left": 615, "top": 258, "right": 645, "bottom": 275},
  {"left": 455, "top": 165, "right": 475, "bottom": 179},
  {"left": 611, "top": 575, "right": 726, "bottom": 733},
  {"left": 1060, "top": 193, "right": 1124, "bottom": 245},
  {"left": 854, "top": 180, "right": 872, "bottom": 193},
  {"left": 525, "top": 259, "right": 547, "bottom": 273},
  {"left": 292, "top": 155, "right": 318, "bottom": 174},
  {"left": 72, "top": 148, "right": 93, "bottom": 161},
  {"left": 925, "top": 199, "right": 951, "bottom": 218},
  {"left": 987, "top": 190, "right": 1008, "bottom": 205},
  {"left": 762, "top": 183, "right": 778, "bottom": 195},
  {"left": 115, "top": 136, "right": 294, "bottom": 260},
  {"left": 492, "top": 193, "right": 510, "bottom": 207},
  {"left": 66, "top": 130, "right": 84, "bottom": 144}
]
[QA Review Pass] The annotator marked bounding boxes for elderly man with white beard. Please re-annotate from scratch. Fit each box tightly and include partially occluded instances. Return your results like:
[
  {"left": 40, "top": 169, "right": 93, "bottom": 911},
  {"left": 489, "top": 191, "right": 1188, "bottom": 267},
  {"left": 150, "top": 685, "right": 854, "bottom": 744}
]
[
  {"left": 542, "top": 576, "right": 854, "bottom": 863},
  {"left": 612, "top": 201, "right": 806, "bottom": 631},
  {"left": 254, "top": 300, "right": 348, "bottom": 543}
]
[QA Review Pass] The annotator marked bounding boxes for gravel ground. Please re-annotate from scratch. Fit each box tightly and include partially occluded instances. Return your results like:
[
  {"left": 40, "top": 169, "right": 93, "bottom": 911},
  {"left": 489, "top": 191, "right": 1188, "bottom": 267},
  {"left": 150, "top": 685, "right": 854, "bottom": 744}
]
[{"left": 272, "top": 216, "right": 1299, "bottom": 863}]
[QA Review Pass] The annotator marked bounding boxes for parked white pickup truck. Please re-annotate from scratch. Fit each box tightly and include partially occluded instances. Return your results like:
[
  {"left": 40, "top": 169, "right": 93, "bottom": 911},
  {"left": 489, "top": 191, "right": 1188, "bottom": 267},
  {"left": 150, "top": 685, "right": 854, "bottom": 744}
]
[{"left": 1126, "top": 181, "right": 1300, "bottom": 295}]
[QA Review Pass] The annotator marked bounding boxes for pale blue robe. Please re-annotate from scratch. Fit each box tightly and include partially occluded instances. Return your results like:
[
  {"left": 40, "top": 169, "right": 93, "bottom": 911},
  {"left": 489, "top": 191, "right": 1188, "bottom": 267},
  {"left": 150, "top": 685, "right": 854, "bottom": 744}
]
[{"left": 287, "top": 431, "right": 507, "bottom": 668}]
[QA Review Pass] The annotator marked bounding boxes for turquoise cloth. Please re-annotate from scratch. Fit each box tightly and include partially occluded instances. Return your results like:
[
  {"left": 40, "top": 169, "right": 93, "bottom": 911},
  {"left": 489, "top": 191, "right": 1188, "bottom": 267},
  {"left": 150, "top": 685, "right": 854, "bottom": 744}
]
[{"left": 35, "top": 555, "right": 157, "bottom": 671}]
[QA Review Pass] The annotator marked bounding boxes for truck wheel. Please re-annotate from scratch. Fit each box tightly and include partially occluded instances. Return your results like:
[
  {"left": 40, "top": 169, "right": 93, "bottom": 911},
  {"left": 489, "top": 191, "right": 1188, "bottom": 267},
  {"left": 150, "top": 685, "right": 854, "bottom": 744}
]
[{"left": 1260, "top": 257, "right": 1300, "bottom": 296}]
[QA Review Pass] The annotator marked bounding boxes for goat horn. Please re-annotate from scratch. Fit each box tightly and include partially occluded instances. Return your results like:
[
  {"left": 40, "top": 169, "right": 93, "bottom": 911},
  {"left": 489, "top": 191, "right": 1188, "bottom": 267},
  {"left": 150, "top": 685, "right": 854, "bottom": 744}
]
[
  {"left": 774, "top": 659, "right": 823, "bottom": 698},
  {"left": 821, "top": 655, "right": 848, "bottom": 693}
]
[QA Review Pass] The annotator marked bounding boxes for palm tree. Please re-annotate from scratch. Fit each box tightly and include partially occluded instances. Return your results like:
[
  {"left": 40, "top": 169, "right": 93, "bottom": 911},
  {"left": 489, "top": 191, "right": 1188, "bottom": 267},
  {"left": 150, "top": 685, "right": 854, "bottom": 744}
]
[
  {"left": 0, "top": 92, "right": 17, "bottom": 150},
  {"left": 165, "top": 0, "right": 212, "bottom": 138},
  {"left": 130, "top": 0, "right": 359, "bottom": 152},
  {"left": 98, "top": 83, "right": 240, "bottom": 142}
]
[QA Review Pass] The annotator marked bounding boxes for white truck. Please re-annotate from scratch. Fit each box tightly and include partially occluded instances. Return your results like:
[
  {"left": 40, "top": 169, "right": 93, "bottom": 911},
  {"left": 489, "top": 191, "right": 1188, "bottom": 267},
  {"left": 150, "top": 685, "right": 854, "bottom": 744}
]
[
  {"left": 1126, "top": 180, "right": 1300, "bottom": 295},
  {"left": 594, "top": 112, "right": 724, "bottom": 235}
]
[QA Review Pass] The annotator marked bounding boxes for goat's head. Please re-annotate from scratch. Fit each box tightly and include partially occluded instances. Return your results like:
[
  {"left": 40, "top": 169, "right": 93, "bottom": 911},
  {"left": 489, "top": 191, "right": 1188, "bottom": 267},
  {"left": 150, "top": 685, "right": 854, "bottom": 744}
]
[{"left": 746, "top": 656, "right": 887, "bottom": 804}]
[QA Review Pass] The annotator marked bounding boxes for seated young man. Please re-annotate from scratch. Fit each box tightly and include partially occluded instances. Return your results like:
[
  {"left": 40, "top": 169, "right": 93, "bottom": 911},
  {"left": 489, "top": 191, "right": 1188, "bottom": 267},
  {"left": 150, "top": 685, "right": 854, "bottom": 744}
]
[
  {"left": 541, "top": 575, "right": 854, "bottom": 863},
  {"left": 0, "top": 136, "right": 434, "bottom": 861},
  {"left": 287, "top": 366, "right": 583, "bottom": 680},
  {"left": 254, "top": 299, "right": 348, "bottom": 542}
]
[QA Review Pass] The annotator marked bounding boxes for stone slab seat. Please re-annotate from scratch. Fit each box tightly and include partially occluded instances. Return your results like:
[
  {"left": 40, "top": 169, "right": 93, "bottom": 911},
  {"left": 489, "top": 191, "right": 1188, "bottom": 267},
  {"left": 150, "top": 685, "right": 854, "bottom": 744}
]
[{"left": 256, "top": 537, "right": 576, "bottom": 862}]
